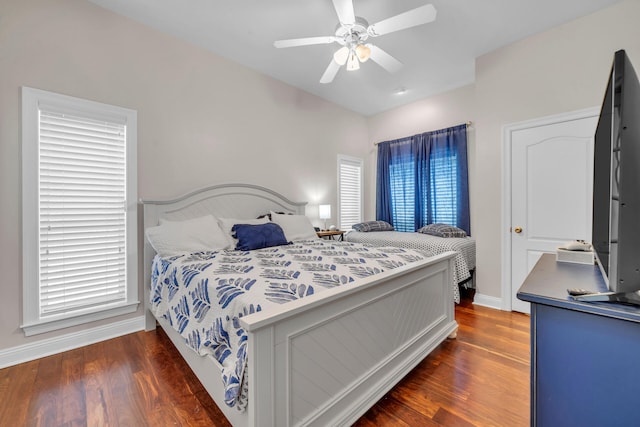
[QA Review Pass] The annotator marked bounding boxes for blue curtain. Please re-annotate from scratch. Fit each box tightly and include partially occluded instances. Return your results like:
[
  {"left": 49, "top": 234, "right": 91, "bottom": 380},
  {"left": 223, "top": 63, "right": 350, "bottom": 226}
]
[{"left": 376, "top": 124, "right": 470, "bottom": 235}]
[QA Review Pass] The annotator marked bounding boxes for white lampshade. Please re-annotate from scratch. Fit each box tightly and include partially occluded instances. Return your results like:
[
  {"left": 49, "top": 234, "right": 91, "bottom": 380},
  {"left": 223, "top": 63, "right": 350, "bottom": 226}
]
[
  {"left": 319, "top": 204, "right": 331, "bottom": 219},
  {"left": 346, "top": 50, "right": 360, "bottom": 71},
  {"left": 355, "top": 44, "right": 371, "bottom": 62}
]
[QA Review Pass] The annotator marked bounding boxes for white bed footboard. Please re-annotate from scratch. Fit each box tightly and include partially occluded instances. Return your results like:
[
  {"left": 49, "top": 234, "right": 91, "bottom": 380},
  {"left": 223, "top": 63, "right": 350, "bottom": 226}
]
[{"left": 244, "top": 252, "right": 457, "bottom": 426}]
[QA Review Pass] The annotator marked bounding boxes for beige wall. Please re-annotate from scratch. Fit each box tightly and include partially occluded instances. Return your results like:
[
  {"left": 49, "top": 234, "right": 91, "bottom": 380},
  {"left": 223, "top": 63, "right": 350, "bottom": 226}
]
[
  {"left": 3, "top": 0, "right": 639, "bottom": 356},
  {"left": 474, "top": 0, "right": 640, "bottom": 303},
  {"left": 366, "top": 0, "right": 640, "bottom": 303},
  {"left": 0, "top": 0, "right": 368, "bottom": 351}
]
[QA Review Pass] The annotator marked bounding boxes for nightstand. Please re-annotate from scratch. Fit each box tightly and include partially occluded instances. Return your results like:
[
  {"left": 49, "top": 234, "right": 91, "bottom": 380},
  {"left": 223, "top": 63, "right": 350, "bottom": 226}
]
[{"left": 316, "top": 230, "right": 345, "bottom": 241}]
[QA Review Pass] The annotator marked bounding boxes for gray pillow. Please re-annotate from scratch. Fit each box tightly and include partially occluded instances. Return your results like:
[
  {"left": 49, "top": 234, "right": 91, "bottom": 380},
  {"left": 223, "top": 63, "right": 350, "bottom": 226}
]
[
  {"left": 352, "top": 221, "right": 394, "bottom": 232},
  {"left": 418, "top": 223, "right": 467, "bottom": 238}
]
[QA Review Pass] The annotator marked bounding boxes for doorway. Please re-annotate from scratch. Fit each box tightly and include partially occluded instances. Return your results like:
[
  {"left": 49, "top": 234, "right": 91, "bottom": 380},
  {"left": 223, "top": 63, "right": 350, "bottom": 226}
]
[{"left": 502, "top": 108, "right": 598, "bottom": 313}]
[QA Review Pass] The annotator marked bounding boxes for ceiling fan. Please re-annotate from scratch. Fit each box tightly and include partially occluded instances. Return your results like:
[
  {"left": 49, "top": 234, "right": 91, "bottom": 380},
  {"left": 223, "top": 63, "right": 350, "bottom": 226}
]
[{"left": 273, "top": 0, "right": 437, "bottom": 84}]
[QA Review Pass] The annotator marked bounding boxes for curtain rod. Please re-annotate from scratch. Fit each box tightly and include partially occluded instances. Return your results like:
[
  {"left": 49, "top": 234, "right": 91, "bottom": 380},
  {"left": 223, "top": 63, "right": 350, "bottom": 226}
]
[{"left": 373, "top": 121, "right": 473, "bottom": 146}]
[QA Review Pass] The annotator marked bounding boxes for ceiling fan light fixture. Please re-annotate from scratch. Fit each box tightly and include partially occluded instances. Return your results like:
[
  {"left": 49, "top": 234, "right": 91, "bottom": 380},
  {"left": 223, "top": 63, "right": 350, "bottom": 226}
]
[
  {"left": 273, "top": 2, "right": 437, "bottom": 84},
  {"left": 333, "top": 46, "right": 349, "bottom": 66},
  {"left": 346, "top": 50, "right": 360, "bottom": 71},
  {"left": 355, "top": 44, "right": 371, "bottom": 62}
]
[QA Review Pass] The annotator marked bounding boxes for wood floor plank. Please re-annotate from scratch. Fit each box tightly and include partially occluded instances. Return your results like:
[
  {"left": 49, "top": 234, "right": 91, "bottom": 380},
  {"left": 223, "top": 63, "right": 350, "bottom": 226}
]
[
  {"left": 363, "top": 395, "right": 442, "bottom": 427},
  {"left": 0, "top": 290, "right": 530, "bottom": 426},
  {"left": 104, "top": 336, "right": 149, "bottom": 426},
  {"left": 433, "top": 406, "right": 477, "bottom": 427},
  {"left": 0, "top": 360, "right": 39, "bottom": 425},
  {"left": 0, "top": 358, "right": 13, "bottom": 422},
  {"left": 82, "top": 341, "right": 114, "bottom": 426},
  {"left": 60, "top": 348, "right": 87, "bottom": 427},
  {"left": 142, "top": 324, "right": 223, "bottom": 426},
  {"left": 28, "top": 354, "right": 63, "bottom": 426}
]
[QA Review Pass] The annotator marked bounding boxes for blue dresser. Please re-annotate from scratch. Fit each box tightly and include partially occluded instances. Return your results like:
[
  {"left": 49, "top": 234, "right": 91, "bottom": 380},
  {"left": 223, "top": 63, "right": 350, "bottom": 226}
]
[{"left": 517, "top": 254, "right": 640, "bottom": 427}]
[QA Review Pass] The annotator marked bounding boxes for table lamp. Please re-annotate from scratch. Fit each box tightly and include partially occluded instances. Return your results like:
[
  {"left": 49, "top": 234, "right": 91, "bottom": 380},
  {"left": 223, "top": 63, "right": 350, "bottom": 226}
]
[{"left": 319, "top": 204, "right": 331, "bottom": 231}]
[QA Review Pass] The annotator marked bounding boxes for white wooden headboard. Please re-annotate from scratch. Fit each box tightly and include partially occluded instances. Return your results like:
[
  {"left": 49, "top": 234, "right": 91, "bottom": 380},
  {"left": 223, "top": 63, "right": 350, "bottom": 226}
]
[
  {"left": 140, "top": 183, "right": 307, "bottom": 329},
  {"left": 141, "top": 182, "right": 306, "bottom": 225}
]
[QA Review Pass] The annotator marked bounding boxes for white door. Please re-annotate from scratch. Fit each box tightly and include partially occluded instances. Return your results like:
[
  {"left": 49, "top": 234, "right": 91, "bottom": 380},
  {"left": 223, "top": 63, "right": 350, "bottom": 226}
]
[{"left": 510, "top": 114, "right": 597, "bottom": 313}]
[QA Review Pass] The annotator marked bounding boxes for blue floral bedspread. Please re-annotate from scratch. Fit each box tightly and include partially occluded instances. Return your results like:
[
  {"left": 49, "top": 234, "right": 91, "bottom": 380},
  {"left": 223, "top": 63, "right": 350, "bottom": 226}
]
[{"left": 150, "top": 239, "right": 432, "bottom": 411}]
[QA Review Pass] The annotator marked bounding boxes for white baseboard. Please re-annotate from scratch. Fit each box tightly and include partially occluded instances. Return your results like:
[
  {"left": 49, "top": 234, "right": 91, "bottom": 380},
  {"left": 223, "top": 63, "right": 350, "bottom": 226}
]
[
  {"left": 0, "top": 316, "right": 145, "bottom": 369},
  {"left": 472, "top": 293, "right": 504, "bottom": 310}
]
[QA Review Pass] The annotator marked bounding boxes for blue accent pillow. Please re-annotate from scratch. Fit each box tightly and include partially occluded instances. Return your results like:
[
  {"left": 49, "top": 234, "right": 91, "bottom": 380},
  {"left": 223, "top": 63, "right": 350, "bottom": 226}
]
[{"left": 232, "top": 223, "right": 290, "bottom": 251}]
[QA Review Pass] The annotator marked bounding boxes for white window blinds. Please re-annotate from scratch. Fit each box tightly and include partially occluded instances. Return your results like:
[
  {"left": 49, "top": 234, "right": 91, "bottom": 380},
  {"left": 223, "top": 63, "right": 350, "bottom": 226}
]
[
  {"left": 389, "top": 152, "right": 416, "bottom": 231},
  {"left": 338, "top": 155, "right": 363, "bottom": 230},
  {"left": 39, "top": 110, "right": 127, "bottom": 316},
  {"left": 428, "top": 149, "right": 458, "bottom": 225},
  {"left": 22, "top": 87, "right": 138, "bottom": 336}
]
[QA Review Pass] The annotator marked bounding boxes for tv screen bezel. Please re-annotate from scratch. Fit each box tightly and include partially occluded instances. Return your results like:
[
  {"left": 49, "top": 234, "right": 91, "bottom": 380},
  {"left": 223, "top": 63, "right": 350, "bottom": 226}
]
[{"left": 592, "top": 49, "right": 640, "bottom": 293}]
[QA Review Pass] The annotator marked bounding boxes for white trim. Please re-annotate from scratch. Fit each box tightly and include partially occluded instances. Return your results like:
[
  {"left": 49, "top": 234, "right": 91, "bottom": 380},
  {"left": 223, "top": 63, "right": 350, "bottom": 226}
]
[
  {"left": 0, "top": 316, "right": 145, "bottom": 369},
  {"left": 501, "top": 107, "right": 599, "bottom": 311},
  {"left": 472, "top": 293, "right": 504, "bottom": 310},
  {"left": 22, "top": 301, "right": 139, "bottom": 336},
  {"left": 21, "top": 86, "right": 138, "bottom": 333},
  {"left": 337, "top": 154, "right": 364, "bottom": 230}
]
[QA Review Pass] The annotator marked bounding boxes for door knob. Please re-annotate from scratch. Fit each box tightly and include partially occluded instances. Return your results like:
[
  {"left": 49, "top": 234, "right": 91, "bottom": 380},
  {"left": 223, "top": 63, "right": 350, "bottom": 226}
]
[{"left": 514, "top": 226, "right": 523, "bottom": 234}]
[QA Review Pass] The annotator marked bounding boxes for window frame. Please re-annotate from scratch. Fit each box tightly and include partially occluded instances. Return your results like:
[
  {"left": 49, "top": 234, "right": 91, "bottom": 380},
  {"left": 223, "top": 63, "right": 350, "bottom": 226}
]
[
  {"left": 21, "top": 87, "right": 138, "bottom": 336},
  {"left": 337, "top": 154, "right": 363, "bottom": 231}
]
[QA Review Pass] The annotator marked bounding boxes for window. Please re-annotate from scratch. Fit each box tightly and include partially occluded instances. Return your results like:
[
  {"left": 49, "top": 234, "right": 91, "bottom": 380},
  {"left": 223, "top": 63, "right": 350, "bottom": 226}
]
[
  {"left": 338, "top": 155, "right": 363, "bottom": 231},
  {"left": 377, "top": 124, "right": 470, "bottom": 234},
  {"left": 22, "top": 87, "right": 138, "bottom": 336},
  {"left": 388, "top": 146, "right": 459, "bottom": 231}
]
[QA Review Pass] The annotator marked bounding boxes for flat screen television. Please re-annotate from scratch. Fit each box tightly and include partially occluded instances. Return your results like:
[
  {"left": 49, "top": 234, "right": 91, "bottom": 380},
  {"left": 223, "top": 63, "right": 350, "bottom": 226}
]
[{"left": 592, "top": 49, "right": 640, "bottom": 293}]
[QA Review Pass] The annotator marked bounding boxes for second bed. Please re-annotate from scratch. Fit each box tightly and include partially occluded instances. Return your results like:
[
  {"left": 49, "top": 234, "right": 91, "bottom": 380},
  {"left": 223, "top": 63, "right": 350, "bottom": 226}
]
[{"left": 345, "top": 230, "right": 476, "bottom": 303}]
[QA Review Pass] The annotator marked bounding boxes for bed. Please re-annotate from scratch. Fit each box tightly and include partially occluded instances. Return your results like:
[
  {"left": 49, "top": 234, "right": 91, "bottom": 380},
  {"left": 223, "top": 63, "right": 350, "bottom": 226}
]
[
  {"left": 142, "top": 183, "right": 458, "bottom": 427},
  {"left": 345, "top": 230, "right": 476, "bottom": 303}
]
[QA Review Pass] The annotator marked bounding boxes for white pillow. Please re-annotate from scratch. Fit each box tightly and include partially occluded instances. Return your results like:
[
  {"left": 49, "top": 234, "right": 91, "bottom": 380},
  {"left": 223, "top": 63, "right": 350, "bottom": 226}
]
[
  {"left": 270, "top": 211, "right": 318, "bottom": 241},
  {"left": 145, "top": 215, "right": 231, "bottom": 257},
  {"left": 217, "top": 216, "right": 270, "bottom": 247}
]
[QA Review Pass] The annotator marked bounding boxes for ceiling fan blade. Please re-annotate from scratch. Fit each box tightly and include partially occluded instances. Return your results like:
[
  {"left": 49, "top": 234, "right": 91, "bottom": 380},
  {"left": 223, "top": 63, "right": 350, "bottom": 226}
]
[
  {"left": 320, "top": 59, "right": 341, "bottom": 84},
  {"left": 368, "top": 45, "right": 403, "bottom": 73},
  {"left": 332, "top": 0, "right": 355, "bottom": 25},
  {"left": 274, "top": 36, "right": 336, "bottom": 48},
  {"left": 368, "top": 4, "right": 437, "bottom": 37}
]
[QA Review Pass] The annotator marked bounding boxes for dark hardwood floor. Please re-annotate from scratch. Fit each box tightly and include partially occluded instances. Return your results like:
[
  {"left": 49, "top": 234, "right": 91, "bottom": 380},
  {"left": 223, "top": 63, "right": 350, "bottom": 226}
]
[{"left": 0, "top": 289, "right": 530, "bottom": 426}]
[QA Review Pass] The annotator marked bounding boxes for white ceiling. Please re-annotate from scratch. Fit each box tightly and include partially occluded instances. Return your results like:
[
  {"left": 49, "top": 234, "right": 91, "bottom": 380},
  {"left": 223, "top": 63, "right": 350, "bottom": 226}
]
[{"left": 88, "top": 0, "right": 621, "bottom": 116}]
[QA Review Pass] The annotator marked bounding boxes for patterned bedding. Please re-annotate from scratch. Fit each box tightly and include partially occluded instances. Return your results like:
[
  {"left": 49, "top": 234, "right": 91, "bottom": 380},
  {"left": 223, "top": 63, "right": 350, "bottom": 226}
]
[
  {"left": 149, "top": 239, "right": 436, "bottom": 411},
  {"left": 345, "top": 230, "right": 476, "bottom": 299}
]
